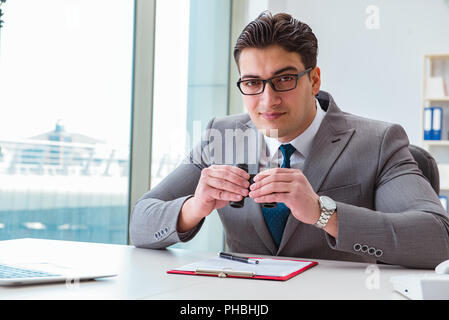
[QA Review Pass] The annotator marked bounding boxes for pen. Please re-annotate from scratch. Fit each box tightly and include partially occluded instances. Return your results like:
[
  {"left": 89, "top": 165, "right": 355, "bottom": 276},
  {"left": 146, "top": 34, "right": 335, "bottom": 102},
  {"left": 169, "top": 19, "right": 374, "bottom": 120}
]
[{"left": 219, "top": 252, "right": 259, "bottom": 264}]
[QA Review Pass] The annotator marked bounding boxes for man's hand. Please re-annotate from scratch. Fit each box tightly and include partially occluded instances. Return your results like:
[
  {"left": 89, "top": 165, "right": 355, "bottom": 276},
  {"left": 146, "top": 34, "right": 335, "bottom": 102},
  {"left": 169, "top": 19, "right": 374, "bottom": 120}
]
[
  {"left": 248, "top": 168, "right": 321, "bottom": 225},
  {"left": 248, "top": 167, "right": 338, "bottom": 238},
  {"left": 177, "top": 165, "right": 250, "bottom": 232}
]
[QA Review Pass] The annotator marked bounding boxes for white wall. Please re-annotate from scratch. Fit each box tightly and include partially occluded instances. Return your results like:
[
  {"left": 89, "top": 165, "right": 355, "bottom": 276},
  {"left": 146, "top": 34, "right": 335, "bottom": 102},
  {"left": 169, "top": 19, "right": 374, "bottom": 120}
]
[{"left": 245, "top": 0, "right": 449, "bottom": 145}]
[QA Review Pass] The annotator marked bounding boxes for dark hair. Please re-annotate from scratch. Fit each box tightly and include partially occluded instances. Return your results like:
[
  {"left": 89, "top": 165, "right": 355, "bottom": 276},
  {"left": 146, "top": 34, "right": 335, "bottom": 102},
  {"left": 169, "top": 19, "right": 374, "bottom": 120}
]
[{"left": 234, "top": 11, "right": 318, "bottom": 70}]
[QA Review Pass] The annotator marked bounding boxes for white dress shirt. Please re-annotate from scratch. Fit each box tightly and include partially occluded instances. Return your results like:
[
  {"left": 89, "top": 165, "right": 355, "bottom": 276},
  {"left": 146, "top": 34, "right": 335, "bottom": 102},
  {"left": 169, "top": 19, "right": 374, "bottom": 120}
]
[{"left": 260, "top": 99, "right": 326, "bottom": 171}]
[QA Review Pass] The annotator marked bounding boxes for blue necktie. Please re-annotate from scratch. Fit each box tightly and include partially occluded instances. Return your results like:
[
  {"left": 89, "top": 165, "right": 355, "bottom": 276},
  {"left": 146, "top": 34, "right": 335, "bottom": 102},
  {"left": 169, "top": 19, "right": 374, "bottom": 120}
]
[{"left": 262, "top": 143, "right": 296, "bottom": 248}]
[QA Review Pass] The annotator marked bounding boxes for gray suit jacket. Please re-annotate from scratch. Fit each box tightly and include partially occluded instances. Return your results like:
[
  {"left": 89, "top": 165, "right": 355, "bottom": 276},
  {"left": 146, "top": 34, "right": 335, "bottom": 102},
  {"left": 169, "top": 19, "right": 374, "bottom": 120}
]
[{"left": 130, "top": 91, "right": 449, "bottom": 269}]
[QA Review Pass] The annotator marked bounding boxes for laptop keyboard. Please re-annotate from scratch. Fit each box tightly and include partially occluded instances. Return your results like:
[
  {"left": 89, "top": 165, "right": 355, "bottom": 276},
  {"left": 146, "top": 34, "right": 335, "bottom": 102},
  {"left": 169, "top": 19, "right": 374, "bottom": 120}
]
[{"left": 0, "top": 264, "right": 60, "bottom": 279}]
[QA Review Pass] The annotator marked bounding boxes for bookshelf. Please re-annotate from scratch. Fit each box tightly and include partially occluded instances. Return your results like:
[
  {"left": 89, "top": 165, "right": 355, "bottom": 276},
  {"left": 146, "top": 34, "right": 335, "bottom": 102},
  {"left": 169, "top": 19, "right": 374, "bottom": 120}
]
[{"left": 422, "top": 54, "right": 449, "bottom": 192}]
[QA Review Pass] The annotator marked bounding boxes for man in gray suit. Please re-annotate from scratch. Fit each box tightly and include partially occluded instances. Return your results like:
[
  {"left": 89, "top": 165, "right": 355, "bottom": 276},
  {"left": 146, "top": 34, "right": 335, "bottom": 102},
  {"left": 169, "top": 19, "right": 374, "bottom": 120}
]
[{"left": 130, "top": 12, "right": 449, "bottom": 269}]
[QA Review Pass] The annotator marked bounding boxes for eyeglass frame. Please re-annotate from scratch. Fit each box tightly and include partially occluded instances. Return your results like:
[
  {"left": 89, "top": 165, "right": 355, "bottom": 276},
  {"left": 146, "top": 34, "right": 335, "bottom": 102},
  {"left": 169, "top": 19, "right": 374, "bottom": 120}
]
[{"left": 236, "top": 67, "right": 313, "bottom": 96}]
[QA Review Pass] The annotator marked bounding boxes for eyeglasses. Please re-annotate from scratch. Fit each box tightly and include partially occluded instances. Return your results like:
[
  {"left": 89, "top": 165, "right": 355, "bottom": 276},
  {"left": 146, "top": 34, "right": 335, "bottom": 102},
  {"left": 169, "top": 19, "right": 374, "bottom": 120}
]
[{"left": 237, "top": 67, "right": 312, "bottom": 96}]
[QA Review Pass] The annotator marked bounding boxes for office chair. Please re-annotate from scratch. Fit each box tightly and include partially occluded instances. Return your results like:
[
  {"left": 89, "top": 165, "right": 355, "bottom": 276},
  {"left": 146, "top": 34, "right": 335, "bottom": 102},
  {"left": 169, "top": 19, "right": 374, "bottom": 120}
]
[{"left": 408, "top": 144, "right": 440, "bottom": 194}]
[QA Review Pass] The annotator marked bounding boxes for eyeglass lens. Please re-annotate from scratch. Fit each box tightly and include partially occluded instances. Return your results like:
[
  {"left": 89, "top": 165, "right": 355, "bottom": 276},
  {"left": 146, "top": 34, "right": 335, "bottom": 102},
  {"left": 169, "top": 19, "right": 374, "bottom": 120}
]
[{"left": 239, "top": 74, "right": 297, "bottom": 95}]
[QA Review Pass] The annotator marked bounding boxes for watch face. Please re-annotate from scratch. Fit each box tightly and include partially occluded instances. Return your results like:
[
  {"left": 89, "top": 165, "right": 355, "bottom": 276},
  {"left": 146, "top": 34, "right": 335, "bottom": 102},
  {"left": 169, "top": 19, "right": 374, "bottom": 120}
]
[{"left": 321, "top": 196, "right": 336, "bottom": 211}]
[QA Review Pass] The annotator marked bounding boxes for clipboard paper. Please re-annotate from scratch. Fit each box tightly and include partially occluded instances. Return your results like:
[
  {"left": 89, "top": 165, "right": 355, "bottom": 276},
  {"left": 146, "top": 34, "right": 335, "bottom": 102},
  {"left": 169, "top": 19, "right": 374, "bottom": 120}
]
[{"left": 167, "top": 257, "right": 318, "bottom": 281}]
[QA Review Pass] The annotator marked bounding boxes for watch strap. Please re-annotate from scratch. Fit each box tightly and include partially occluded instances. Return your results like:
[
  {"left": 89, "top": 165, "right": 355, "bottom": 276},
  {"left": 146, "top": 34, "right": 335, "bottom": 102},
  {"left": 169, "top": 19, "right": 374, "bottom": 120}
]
[{"left": 314, "top": 197, "right": 336, "bottom": 229}]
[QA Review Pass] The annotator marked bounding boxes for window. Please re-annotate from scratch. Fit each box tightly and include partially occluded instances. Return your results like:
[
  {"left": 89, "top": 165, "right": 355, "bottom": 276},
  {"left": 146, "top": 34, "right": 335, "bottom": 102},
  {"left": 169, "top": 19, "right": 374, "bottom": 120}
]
[
  {"left": 0, "top": 0, "right": 134, "bottom": 244},
  {"left": 151, "top": 0, "right": 232, "bottom": 252}
]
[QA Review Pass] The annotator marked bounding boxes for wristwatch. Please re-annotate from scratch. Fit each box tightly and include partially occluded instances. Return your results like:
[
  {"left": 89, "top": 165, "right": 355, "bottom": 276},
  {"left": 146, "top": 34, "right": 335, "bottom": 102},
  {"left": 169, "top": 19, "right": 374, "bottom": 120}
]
[{"left": 314, "top": 196, "right": 337, "bottom": 229}]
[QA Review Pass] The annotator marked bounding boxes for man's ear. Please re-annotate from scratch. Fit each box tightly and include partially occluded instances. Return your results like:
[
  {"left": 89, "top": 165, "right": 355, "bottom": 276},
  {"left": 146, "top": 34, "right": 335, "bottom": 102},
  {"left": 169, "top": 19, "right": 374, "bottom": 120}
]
[{"left": 310, "top": 66, "right": 321, "bottom": 96}]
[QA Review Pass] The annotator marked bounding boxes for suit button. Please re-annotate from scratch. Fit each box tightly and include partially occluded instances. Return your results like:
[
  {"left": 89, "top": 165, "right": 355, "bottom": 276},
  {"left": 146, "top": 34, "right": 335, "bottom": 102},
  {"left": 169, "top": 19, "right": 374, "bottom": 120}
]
[
  {"left": 375, "top": 249, "right": 383, "bottom": 257},
  {"left": 353, "top": 243, "right": 362, "bottom": 251},
  {"left": 361, "top": 245, "right": 369, "bottom": 253},
  {"left": 154, "top": 232, "right": 159, "bottom": 239},
  {"left": 368, "top": 247, "right": 376, "bottom": 255}
]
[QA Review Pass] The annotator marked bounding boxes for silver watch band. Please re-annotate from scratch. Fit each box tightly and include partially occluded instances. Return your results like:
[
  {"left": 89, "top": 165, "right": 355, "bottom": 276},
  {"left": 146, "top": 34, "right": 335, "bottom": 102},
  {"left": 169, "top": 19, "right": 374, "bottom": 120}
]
[
  {"left": 315, "top": 209, "right": 333, "bottom": 229},
  {"left": 314, "top": 196, "right": 336, "bottom": 229}
]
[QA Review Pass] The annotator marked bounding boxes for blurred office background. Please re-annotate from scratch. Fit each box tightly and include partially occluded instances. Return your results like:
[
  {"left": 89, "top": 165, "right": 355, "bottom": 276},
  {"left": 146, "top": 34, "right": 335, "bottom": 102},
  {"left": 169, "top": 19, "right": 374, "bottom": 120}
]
[{"left": 0, "top": 0, "right": 448, "bottom": 252}]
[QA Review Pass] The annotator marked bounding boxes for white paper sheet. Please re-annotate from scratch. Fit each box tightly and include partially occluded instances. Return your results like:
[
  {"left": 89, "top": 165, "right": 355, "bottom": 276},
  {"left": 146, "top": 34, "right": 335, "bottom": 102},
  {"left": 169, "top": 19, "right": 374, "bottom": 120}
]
[{"left": 175, "top": 257, "right": 314, "bottom": 277}]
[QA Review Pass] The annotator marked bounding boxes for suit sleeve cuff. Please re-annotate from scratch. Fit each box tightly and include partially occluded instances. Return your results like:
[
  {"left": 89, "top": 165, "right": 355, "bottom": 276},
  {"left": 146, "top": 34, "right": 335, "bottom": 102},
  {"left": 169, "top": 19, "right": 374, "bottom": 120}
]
[
  {"left": 324, "top": 202, "right": 363, "bottom": 251},
  {"left": 324, "top": 202, "right": 388, "bottom": 255}
]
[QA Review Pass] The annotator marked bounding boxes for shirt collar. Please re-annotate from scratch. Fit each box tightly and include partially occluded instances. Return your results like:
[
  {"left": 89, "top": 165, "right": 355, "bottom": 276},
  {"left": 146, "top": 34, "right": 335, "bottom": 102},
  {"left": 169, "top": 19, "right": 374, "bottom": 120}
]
[{"left": 263, "top": 98, "right": 326, "bottom": 160}]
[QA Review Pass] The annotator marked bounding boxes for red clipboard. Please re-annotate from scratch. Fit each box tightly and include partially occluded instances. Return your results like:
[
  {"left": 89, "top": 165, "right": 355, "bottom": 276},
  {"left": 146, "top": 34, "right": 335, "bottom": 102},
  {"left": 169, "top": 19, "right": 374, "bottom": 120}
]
[{"left": 167, "top": 257, "right": 318, "bottom": 281}]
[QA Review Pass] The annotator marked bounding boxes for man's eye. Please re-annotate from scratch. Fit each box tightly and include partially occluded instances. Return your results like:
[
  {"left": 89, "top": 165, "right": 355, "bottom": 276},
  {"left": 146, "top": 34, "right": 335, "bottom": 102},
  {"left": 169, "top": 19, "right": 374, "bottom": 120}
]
[
  {"left": 242, "top": 80, "right": 262, "bottom": 87},
  {"left": 278, "top": 75, "right": 295, "bottom": 82}
]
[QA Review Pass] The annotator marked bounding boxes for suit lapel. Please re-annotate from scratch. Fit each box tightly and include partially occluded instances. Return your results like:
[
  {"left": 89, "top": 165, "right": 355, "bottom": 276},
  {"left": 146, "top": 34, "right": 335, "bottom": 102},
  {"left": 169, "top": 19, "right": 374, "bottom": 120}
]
[{"left": 302, "top": 118, "right": 355, "bottom": 193}]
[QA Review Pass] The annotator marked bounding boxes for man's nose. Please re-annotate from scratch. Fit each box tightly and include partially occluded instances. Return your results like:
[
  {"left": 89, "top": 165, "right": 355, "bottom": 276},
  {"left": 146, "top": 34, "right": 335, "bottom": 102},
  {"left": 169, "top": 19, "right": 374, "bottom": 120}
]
[{"left": 259, "top": 82, "right": 281, "bottom": 108}]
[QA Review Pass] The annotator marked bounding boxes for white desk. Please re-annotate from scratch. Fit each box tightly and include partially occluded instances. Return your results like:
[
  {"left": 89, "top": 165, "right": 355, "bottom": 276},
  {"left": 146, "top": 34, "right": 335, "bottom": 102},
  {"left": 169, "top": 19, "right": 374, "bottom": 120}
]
[{"left": 0, "top": 238, "right": 434, "bottom": 300}]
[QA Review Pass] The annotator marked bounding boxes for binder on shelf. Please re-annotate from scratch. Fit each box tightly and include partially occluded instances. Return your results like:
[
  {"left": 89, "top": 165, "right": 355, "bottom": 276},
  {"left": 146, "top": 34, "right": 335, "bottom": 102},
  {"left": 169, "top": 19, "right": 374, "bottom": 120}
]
[
  {"left": 424, "top": 107, "right": 432, "bottom": 140},
  {"left": 440, "top": 196, "right": 448, "bottom": 213},
  {"left": 431, "top": 106, "right": 442, "bottom": 140}
]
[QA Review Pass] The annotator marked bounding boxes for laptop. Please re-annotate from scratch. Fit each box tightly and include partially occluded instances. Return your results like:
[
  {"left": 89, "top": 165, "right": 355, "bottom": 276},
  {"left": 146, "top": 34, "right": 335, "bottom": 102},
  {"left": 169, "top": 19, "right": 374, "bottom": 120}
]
[{"left": 0, "top": 261, "right": 117, "bottom": 286}]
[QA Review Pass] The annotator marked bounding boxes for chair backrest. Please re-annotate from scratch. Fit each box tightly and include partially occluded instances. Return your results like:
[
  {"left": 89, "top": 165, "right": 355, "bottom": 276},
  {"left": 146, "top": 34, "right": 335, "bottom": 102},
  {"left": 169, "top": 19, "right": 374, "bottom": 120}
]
[{"left": 408, "top": 144, "right": 440, "bottom": 194}]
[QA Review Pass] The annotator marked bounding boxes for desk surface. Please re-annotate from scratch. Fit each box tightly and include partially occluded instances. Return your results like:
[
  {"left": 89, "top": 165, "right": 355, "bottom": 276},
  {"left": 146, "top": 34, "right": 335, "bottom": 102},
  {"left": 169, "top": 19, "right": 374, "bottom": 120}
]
[{"left": 0, "top": 238, "right": 434, "bottom": 300}]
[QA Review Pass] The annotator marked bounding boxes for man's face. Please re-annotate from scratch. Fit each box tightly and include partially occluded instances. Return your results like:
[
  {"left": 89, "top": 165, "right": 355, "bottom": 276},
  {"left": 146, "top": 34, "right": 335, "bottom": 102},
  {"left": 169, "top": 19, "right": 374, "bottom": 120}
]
[{"left": 238, "top": 45, "right": 321, "bottom": 143}]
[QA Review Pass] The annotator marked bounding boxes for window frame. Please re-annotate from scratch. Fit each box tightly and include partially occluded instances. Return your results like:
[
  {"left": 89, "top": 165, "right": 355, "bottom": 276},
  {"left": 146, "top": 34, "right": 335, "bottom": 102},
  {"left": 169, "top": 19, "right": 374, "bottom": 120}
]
[{"left": 128, "top": 0, "right": 156, "bottom": 244}]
